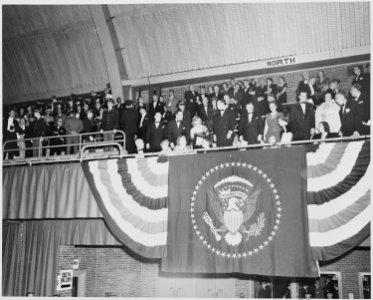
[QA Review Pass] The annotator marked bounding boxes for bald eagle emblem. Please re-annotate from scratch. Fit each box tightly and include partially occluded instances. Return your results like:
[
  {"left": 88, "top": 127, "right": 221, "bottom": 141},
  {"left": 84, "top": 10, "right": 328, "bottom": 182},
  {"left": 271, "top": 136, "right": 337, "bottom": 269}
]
[{"left": 204, "top": 176, "right": 265, "bottom": 246}]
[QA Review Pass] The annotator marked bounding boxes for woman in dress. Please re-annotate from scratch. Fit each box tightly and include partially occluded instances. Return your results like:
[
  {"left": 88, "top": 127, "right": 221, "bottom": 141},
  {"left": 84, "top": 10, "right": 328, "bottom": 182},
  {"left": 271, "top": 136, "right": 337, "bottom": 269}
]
[
  {"left": 312, "top": 121, "right": 339, "bottom": 140},
  {"left": 263, "top": 101, "right": 284, "bottom": 143},
  {"left": 190, "top": 116, "right": 209, "bottom": 149},
  {"left": 315, "top": 91, "right": 341, "bottom": 134}
]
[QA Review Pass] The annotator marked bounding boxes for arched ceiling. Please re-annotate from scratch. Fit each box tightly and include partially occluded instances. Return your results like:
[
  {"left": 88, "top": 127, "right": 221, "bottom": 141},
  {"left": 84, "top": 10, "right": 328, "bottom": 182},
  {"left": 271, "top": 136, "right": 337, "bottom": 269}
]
[
  {"left": 3, "top": 5, "right": 109, "bottom": 104},
  {"left": 2, "top": 3, "right": 370, "bottom": 104}
]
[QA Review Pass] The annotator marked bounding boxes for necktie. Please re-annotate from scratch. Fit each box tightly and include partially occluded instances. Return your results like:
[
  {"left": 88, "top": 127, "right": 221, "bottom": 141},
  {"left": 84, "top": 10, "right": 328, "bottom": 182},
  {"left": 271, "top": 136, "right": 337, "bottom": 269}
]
[
  {"left": 248, "top": 113, "right": 253, "bottom": 123},
  {"left": 301, "top": 103, "right": 306, "bottom": 115}
]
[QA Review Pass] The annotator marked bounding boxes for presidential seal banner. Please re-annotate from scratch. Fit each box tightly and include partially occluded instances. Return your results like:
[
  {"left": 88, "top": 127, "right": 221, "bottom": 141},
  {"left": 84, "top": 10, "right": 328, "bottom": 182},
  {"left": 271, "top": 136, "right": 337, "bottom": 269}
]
[{"left": 161, "top": 147, "right": 319, "bottom": 277}]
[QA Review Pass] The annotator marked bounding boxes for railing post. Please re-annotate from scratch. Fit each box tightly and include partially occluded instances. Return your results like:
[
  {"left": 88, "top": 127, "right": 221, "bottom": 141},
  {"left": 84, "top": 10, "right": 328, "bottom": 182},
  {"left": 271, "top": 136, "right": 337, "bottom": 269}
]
[
  {"left": 39, "top": 137, "right": 42, "bottom": 157},
  {"left": 79, "top": 134, "right": 82, "bottom": 157}
]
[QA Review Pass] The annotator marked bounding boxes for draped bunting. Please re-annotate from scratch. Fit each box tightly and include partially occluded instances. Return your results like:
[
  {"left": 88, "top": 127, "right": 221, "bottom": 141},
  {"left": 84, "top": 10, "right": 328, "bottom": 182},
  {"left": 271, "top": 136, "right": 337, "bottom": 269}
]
[
  {"left": 82, "top": 141, "right": 370, "bottom": 262},
  {"left": 3, "top": 141, "right": 370, "bottom": 263},
  {"left": 82, "top": 158, "right": 169, "bottom": 259},
  {"left": 306, "top": 141, "right": 370, "bottom": 260}
]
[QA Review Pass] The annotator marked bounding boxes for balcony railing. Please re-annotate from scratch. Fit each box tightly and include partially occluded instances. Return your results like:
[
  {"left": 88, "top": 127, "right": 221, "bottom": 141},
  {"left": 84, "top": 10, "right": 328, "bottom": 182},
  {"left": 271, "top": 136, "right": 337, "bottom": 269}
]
[
  {"left": 2, "top": 132, "right": 370, "bottom": 166},
  {"left": 3, "top": 130, "right": 125, "bottom": 165}
]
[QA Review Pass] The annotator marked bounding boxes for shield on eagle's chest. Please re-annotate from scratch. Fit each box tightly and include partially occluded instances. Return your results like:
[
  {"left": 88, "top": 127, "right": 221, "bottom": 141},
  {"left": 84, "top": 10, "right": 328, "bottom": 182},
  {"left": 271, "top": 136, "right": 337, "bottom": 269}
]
[{"left": 223, "top": 210, "right": 243, "bottom": 233}]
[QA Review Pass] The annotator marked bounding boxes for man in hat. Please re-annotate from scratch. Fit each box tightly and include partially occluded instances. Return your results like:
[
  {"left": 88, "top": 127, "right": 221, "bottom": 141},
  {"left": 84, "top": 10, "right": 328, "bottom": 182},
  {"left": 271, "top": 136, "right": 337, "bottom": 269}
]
[
  {"left": 101, "top": 97, "right": 119, "bottom": 151},
  {"left": 120, "top": 100, "right": 140, "bottom": 154},
  {"left": 145, "top": 111, "right": 167, "bottom": 152}
]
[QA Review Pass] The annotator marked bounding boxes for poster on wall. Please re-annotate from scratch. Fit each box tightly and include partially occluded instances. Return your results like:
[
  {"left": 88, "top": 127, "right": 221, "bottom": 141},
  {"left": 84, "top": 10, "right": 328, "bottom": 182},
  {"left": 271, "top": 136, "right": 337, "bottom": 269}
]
[{"left": 56, "top": 269, "right": 73, "bottom": 291}]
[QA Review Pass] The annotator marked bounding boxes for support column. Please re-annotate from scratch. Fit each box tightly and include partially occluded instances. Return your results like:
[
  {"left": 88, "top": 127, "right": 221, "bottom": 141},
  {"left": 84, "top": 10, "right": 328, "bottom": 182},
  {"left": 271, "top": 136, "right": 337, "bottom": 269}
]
[{"left": 89, "top": 5, "right": 125, "bottom": 101}]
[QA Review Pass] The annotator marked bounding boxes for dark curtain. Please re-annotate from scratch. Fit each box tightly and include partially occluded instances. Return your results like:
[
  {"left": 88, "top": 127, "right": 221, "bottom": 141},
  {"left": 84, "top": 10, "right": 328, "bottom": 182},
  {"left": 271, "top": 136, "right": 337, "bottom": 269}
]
[
  {"left": 19, "top": 221, "right": 61, "bottom": 297},
  {"left": 2, "top": 221, "right": 23, "bottom": 296},
  {"left": 3, "top": 163, "right": 102, "bottom": 220},
  {"left": 2, "top": 219, "right": 120, "bottom": 296}
]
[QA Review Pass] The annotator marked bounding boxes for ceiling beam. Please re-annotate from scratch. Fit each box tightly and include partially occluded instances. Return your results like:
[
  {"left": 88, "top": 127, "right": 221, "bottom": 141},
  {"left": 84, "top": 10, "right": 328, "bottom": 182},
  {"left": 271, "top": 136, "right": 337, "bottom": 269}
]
[{"left": 89, "top": 5, "right": 126, "bottom": 101}]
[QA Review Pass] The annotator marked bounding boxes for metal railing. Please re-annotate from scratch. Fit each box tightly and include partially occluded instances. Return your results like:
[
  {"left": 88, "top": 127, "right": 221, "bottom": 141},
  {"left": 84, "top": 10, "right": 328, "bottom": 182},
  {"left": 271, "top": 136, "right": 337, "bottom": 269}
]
[
  {"left": 3, "top": 130, "right": 126, "bottom": 163},
  {"left": 2, "top": 133, "right": 370, "bottom": 166}
]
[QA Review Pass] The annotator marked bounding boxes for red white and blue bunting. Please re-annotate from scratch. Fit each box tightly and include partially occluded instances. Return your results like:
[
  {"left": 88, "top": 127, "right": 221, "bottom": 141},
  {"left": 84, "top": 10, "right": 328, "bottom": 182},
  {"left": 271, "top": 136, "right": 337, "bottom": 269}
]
[
  {"left": 306, "top": 141, "right": 370, "bottom": 260},
  {"left": 82, "top": 158, "right": 169, "bottom": 258}
]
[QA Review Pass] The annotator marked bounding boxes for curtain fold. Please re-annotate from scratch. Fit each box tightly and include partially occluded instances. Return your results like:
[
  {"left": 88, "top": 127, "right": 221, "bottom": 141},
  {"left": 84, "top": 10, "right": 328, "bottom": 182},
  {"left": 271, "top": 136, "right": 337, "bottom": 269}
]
[
  {"left": 2, "top": 219, "right": 121, "bottom": 296},
  {"left": 3, "top": 163, "right": 103, "bottom": 219},
  {"left": 2, "top": 221, "right": 23, "bottom": 296},
  {"left": 20, "top": 221, "right": 61, "bottom": 297}
]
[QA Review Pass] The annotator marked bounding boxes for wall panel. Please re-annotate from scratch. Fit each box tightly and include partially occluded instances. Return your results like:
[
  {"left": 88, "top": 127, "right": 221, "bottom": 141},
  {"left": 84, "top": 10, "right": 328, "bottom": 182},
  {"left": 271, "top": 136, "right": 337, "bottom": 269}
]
[{"left": 112, "top": 2, "right": 370, "bottom": 79}]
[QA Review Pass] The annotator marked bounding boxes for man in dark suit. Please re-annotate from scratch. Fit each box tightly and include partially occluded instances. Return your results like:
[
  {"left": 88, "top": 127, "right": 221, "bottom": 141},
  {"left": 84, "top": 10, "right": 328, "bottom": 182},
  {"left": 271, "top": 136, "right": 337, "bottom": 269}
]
[
  {"left": 138, "top": 106, "right": 151, "bottom": 140},
  {"left": 184, "top": 84, "right": 200, "bottom": 118},
  {"left": 352, "top": 65, "right": 369, "bottom": 94},
  {"left": 242, "top": 79, "right": 252, "bottom": 108},
  {"left": 296, "top": 72, "right": 312, "bottom": 100},
  {"left": 289, "top": 91, "right": 316, "bottom": 140},
  {"left": 145, "top": 112, "right": 167, "bottom": 152},
  {"left": 325, "top": 79, "right": 340, "bottom": 100},
  {"left": 238, "top": 102, "right": 263, "bottom": 144},
  {"left": 228, "top": 78, "right": 236, "bottom": 99},
  {"left": 177, "top": 99, "right": 191, "bottom": 129},
  {"left": 350, "top": 84, "right": 370, "bottom": 135},
  {"left": 212, "top": 84, "right": 223, "bottom": 100},
  {"left": 198, "top": 96, "right": 216, "bottom": 135},
  {"left": 120, "top": 100, "right": 140, "bottom": 154},
  {"left": 233, "top": 83, "right": 243, "bottom": 107},
  {"left": 148, "top": 94, "right": 165, "bottom": 119},
  {"left": 3, "top": 107, "right": 20, "bottom": 159},
  {"left": 213, "top": 98, "right": 236, "bottom": 147},
  {"left": 199, "top": 86, "right": 209, "bottom": 103},
  {"left": 335, "top": 92, "right": 360, "bottom": 137},
  {"left": 167, "top": 110, "right": 190, "bottom": 148}
]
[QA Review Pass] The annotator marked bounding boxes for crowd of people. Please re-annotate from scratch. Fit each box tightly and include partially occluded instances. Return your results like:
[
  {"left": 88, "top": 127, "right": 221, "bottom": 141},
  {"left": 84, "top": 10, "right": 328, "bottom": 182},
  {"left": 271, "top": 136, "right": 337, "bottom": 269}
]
[{"left": 3, "top": 64, "right": 370, "bottom": 160}]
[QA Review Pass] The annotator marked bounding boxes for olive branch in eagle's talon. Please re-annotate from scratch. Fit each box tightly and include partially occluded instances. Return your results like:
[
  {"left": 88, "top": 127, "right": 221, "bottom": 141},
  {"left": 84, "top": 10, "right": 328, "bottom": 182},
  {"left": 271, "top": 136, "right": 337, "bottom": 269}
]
[
  {"left": 243, "top": 212, "right": 266, "bottom": 241},
  {"left": 203, "top": 212, "right": 222, "bottom": 241}
]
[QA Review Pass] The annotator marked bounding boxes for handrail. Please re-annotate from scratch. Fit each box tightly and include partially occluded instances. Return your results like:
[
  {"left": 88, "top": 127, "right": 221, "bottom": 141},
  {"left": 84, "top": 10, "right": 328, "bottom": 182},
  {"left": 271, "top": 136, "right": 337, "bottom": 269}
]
[
  {"left": 3, "top": 129, "right": 125, "bottom": 158},
  {"left": 80, "top": 142, "right": 125, "bottom": 162},
  {"left": 2, "top": 134, "right": 370, "bottom": 167}
]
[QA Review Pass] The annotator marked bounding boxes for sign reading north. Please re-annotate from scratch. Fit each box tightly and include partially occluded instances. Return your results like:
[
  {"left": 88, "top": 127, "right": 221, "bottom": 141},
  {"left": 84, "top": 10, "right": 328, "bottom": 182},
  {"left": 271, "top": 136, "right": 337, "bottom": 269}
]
[{"left": 190, "top": 161, "right": 281, "bottom": 258}]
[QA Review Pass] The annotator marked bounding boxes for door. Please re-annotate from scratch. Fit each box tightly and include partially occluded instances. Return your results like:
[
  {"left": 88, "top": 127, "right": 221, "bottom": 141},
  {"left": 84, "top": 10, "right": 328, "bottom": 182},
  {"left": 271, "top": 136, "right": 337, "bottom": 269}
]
[{"left": 157, "top": 274, "right": 197, "bottom": 297}]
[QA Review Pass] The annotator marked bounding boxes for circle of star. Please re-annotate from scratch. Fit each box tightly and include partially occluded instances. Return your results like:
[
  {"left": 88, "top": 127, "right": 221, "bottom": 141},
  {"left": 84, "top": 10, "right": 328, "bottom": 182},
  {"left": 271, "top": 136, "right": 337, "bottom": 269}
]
[{"left": 190, "top": 161, "right": 282, "bottom": 259}]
